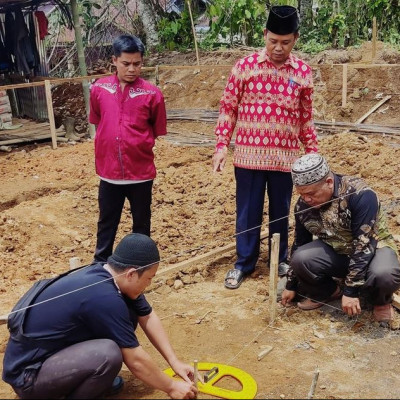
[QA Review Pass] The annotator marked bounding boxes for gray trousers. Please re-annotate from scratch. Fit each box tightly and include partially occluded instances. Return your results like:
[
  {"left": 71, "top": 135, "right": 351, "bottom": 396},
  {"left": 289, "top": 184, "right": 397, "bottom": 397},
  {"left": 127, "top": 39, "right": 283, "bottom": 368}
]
[
  {"left": 13, "top": 339, "right": 122, "bottom": 399},
  {"left": 291, "top": 240, "right": 400, "bottom": 305}
]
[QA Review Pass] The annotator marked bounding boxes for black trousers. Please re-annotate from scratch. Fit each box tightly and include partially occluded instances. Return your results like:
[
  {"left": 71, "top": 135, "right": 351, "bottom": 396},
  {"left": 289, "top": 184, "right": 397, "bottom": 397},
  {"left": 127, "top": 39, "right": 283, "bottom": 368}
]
[
  {"left": 291, "top": 239, "right": 400, "bottom": 305},
  {"left": 13, "top": 339, "right": 122, "bottom": 399},
  {"left": 94, "top": 179, "right": 153, "bottom": 262}
]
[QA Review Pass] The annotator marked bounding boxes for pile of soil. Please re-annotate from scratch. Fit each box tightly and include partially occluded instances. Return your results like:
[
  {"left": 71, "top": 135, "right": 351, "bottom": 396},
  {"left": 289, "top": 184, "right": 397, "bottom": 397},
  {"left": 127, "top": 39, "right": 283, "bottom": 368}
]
[{"left": 1, "top": 41, "right": 400, "bottom": 399}]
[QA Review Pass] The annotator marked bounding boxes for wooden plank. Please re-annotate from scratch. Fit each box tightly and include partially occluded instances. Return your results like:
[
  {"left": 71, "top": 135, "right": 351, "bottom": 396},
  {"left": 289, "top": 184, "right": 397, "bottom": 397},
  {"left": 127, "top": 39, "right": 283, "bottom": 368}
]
[
  {"left": 269, "top": 233, "right": 280, "bottom": 326},
  {"left": 0, "top": 81, "right": 45, "bottom": 91},
  {"left": 157, "top": 230, "right": 269, "bottom": 278},
  {"left": 0, "top": 122, "right": 50, "bottom": 135},
  {"left": 44, "top": 80, "right": 58, "bottom": 149},
  {"left": 355, "top": 95, "right": 391, "bottom": 124},
  {"left": 0, "top": 131, "right": 65, "bottom": 146},
  {"left": 1, "top": 64, "right": 399, "bottom": 92}
]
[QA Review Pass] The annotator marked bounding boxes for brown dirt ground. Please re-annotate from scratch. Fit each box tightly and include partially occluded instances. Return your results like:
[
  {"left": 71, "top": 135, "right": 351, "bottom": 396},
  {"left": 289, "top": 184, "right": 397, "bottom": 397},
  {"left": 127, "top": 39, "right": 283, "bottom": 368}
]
[{"left": 1, "top": 41, "right": 400, "bottom": 399}]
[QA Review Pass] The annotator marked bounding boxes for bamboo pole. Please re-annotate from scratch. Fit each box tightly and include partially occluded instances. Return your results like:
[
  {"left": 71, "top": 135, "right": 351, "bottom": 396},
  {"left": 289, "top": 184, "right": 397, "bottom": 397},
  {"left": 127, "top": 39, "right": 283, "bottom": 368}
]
[
  {"left": 269, "top": 233, "right": 280, "bottom": 326},
  {"left": 70, "top": 0, "right": 95, "bottom": 138},
  {"left": 44, "top": 80, "right": 58, "bottom": 149},
  {"left": 371, "top": 17, "right": 377, "bottom": 61},
  {"left": 186, "top": 0, "right": 200, "bottom": 66},
  {"left": 341, "top": 64, "right": 347, "bottom": 107}
]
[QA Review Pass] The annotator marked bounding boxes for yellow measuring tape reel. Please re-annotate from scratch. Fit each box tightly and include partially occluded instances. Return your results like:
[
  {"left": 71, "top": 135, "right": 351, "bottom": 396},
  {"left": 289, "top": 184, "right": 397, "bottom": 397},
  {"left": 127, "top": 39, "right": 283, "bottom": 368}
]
[{"left": 164, "top": 362, "right": 257, "bottom": 399}]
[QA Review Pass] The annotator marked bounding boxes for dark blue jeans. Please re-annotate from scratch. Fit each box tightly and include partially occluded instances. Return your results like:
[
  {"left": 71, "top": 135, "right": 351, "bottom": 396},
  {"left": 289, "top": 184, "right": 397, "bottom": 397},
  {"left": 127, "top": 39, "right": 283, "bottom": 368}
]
[
  {"left": 94, "top": 179, "right": 153, "bottom": 262},
  {"left": 234, "top": 167, "right": 293, "bottom": 274}
]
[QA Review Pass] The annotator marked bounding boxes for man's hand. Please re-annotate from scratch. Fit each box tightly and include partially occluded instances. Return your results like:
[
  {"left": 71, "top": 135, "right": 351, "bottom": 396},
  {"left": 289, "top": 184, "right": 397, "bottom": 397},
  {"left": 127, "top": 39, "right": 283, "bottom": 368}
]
[
  {"left": 212, "top": 146, "right": 227, "bottom": 173},
  {"left": 170, "top": 359, "right": 195, "bottom": 384},
  {"left": 342, "top": 295, "right": 361, "bottom": 316},
  {"left": 168, "top": 380, "right": 198, "bottom": 399},
  {"left": 281, "top": 289, "right": 296, "bottom": 306}
]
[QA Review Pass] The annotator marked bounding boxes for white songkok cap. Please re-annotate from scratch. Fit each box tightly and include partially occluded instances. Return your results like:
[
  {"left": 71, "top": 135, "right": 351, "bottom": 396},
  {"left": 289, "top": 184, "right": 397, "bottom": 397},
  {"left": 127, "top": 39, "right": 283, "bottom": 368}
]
[{"left": 291, "top": 154, "right": 330, "bottom": 186}]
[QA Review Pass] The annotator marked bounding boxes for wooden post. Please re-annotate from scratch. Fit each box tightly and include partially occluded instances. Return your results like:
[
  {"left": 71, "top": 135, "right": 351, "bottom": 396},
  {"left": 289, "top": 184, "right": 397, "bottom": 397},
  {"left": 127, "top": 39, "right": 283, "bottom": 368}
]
[
  {"left": 269, "top": 233, "right": 280, "bottom": 326},
  {"left": 341, "top": 64, "right": 348, "bottom": 108},
  {"left": 44, "top": 80, "right": 58, "bottom": 149},
  {"left": 371, "top": 17, "right": 377, "bottom": 62},
  {"left": 186, "top": 0, "right": 200, "bottom": 66},
  {"left": 70, "top": 0, "right": 95, "bottom": 139},
  {"left": 307, "top": 368, "right": 320, "bottom": 399}
]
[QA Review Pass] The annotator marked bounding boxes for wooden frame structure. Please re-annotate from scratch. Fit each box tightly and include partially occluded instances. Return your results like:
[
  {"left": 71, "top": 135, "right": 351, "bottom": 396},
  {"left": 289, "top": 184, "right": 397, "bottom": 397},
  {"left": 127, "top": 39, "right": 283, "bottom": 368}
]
[{"left": 1, "top": 57, "right": 399, "bottom": 149}]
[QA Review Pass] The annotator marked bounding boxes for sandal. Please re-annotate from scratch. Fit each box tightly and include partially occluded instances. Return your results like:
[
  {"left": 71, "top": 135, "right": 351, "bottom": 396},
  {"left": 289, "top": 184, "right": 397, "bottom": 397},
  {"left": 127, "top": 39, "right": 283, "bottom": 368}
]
[{"left": 224, "top": 269, "right": 245, "bottom": 289}]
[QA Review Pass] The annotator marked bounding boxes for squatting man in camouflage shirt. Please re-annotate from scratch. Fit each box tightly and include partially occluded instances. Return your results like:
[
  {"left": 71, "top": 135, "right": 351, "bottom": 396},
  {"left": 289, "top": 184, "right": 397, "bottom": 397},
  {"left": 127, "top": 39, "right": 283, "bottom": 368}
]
[{"left": 281, "top": 153, "right": 400, "bottom": 325}]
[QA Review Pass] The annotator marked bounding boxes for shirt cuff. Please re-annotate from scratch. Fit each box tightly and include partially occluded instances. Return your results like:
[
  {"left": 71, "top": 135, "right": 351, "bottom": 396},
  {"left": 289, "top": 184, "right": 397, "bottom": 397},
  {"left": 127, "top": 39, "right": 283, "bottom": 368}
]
[
  {"left": 215, "top": 143, "right": 227, "bottom": 152},
  {"left": 343, "top": 285, "right": 360, "bottom": 298}
]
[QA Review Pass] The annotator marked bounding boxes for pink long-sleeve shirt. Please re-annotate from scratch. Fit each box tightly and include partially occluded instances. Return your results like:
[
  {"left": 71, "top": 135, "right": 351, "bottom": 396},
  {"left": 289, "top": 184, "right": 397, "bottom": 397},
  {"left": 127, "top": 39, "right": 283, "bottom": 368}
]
[
  {"left": 89, "top": 74, "right": 167, "bottom": 180},
  {"left": 215, "top": 49, "right": 318, "bottom": 172}
]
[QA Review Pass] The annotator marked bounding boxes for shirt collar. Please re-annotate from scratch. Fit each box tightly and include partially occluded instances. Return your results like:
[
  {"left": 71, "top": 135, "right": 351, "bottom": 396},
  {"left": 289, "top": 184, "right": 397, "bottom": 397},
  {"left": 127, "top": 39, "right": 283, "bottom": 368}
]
[
  {"left": 332, "top": 173, "right": 341, "bottom": 198},
  {"left": 257, "top": 49, "right": 297, "bottom": 69},
  {"left": 103, "top": 264, "right": 121, "bottom": 293}
]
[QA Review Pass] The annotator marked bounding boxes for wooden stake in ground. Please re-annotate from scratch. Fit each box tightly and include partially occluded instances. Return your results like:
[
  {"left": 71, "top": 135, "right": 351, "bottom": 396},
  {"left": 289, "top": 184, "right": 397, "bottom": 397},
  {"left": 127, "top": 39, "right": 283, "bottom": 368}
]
[
  {"left": 186, "top": 0, "right": 200, "bottom": 66},
  {"left": 269, "top": 233, "right": 280, "bottom": 325},
  {"left": 307, "top": 368, "right": 320, "bottom": 399},
  {"left": 44, "top": 80, "right": 58, "bottom": 150}
]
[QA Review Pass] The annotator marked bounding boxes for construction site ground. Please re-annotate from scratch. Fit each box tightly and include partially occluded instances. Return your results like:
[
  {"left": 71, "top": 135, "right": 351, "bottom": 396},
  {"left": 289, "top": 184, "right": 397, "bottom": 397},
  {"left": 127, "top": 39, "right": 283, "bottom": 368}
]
[{"left": 1, "top": 41, "right": 400, "bottom": 399}]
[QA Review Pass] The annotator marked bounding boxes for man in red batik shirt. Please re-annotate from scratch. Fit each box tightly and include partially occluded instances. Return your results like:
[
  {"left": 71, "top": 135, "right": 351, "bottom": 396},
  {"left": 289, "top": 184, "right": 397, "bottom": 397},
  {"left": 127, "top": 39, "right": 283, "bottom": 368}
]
[
  {"left": 89, "top": 35, "right": 167, "bottom": 263},
  {"left": 213, "top": 6, "right": 318, "bottom": 289}
]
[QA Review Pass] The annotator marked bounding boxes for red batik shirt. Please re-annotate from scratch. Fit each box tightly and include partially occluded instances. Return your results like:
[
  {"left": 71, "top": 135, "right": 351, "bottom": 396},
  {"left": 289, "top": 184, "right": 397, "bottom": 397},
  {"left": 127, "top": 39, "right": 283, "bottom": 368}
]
[{"left": 215, "top": 49, "right": 318, "bottom": 172}]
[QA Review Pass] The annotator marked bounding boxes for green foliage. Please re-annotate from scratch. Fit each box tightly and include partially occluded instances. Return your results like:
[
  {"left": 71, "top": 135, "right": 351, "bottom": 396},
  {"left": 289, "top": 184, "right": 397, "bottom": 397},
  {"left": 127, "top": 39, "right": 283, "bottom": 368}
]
[
  {"left": 299, "top": 0, "right": 400, "bottom": 49},
  {"left": 296, "top": 38, "right": 329, "bottom": 54},
  {"left": 327, "top": 13, "right": 346, "bottom": 47},
  {"left": 205, "top": 0, "right": 266, "bottom": 47},
  {"left": 79, "top": 0, "right": 101, "bottom": 44},
  {"left": 157, "top": 8, "right": 197, "bottom": 51}
]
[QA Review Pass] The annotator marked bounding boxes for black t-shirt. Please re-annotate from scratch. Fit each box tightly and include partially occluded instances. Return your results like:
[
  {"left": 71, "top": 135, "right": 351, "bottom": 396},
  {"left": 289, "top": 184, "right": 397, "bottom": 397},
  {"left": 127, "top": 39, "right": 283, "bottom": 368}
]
[{"left": 2, "top": 263, "right": 152, "bottom": 388}]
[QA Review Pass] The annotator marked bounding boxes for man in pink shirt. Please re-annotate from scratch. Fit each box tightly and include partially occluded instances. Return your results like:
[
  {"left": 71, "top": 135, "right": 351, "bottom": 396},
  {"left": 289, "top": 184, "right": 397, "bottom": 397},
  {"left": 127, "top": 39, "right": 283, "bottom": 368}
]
[
  {"left": 213, "top": 6, "right": 318, "bottom": 289},
  {"left": 89, "top": 35, "right": 167, "bottom": 262}
]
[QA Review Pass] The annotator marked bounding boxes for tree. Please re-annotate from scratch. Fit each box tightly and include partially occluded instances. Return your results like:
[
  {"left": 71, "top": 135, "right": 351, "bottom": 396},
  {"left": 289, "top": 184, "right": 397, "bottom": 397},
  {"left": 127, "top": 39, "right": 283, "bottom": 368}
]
[
  {"left": 298, "top": 0, "right": 313, "bottom": 34},
  {"left": 137, "top": 0, "right": 167, "bottom": 48}
]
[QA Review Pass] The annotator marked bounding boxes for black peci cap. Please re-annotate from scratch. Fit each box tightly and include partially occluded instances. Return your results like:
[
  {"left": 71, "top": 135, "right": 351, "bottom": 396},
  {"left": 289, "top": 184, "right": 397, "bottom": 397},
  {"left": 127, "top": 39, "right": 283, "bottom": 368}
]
[
  {"left": 266, "top": 5, "right": 300, "bottom": 35},
  {"left": 107, "top": 233, "right": 160, "bottom": 268}
]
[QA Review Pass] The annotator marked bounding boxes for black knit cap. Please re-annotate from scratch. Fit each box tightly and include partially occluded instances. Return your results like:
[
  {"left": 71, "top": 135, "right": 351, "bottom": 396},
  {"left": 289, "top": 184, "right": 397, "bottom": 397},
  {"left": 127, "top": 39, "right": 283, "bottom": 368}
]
[
  {"left": 107, "top": 233, "right": 160, "bottom": 268},
  {"left": 266, "top": 5, "right": 299, "bottom": 35}
]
